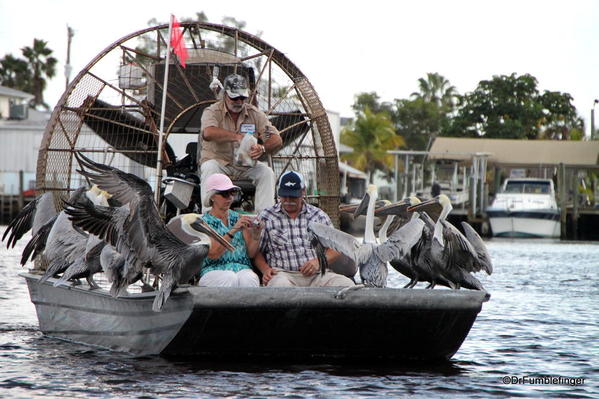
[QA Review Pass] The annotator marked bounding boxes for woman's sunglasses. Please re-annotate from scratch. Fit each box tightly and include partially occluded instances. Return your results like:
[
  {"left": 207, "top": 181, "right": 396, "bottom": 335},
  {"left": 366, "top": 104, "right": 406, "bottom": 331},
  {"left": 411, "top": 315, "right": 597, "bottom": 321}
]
[{"left": 216, "top": 189, "right": 238, "bottom": 198}]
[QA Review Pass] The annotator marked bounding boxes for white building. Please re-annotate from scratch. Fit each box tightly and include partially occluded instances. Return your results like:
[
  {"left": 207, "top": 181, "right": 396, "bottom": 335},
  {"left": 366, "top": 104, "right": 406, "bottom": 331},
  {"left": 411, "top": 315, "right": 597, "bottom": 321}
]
[{"left": 0, "top": 85, "right": 49, "bottom": 195}]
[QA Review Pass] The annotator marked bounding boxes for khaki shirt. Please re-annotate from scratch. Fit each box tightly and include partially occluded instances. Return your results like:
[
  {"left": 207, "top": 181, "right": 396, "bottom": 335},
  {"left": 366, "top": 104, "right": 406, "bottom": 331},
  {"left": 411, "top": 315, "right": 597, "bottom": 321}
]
[{"left": 199, "top": 100, "right": 279, "bottom": 166}]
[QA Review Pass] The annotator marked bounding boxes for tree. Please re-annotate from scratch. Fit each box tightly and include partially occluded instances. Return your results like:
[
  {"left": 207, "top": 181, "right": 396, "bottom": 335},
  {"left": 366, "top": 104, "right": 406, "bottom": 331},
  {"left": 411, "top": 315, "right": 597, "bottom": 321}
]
[
  {"left": 341, "top": 108, "right": 405, "bottom": 183},
  {"left": 20, "top": 39, "right": 57, "bottom": 109},
  {"left": 0, "top": 39, "right": 57, "bottom": 109},
  {"left": 444, "top": 73, "right": 580, "bottom": 140},
  {"left": 0, "top": 54, "right": 30, "bottom": 89},
  {"left": 393, "top": 97, "right": 445, "bottom": 150},
  {"left": 351, "top": 92, "right": 394, "bottom": 116},
  {"left": 392, "top": 73, "right": 457, "bottom": 150},
  {"left": 411, "top": 72, "right": 457, "bottom": 113}
]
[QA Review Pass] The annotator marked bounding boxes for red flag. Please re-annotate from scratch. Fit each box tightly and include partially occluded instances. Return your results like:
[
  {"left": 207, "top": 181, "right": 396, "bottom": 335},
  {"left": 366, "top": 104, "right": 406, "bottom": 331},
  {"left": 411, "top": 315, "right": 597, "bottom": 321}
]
[{"left": 170, "top": 16, "right": 188, "bottom": 67}]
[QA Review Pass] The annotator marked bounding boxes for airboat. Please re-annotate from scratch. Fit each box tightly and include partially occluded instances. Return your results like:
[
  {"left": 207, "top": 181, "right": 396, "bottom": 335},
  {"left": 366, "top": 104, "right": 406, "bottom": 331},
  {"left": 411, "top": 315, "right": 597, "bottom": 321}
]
[{"left": 22, "top": 21, "right": 488, "bottom": 361}]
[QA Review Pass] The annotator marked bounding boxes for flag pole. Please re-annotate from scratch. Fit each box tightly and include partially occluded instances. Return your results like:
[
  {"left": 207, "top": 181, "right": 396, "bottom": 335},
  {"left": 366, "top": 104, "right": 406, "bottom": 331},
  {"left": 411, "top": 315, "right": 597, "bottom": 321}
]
[{"left": 155, "top": 14, "right": 174, "bottom": 204}]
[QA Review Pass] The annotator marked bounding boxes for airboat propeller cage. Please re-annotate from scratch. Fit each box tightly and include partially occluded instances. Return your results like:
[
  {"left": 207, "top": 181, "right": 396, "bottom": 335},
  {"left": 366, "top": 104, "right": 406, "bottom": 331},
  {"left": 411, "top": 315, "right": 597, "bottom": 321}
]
[{"left": 37, "top": 22, "right": 341, "bottom": 225}]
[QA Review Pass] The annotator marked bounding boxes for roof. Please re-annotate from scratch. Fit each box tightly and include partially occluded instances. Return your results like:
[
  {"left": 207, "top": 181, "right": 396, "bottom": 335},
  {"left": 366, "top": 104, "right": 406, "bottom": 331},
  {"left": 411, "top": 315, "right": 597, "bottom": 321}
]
[
  {"left": 428, "top": 137, "right": 599, "bottom": 166},
  {"left": 339, "top": 161, "right": 367, "bottom": 179},
  {"left": 0, "top": 85, "right": 34, "bottom": 100}
]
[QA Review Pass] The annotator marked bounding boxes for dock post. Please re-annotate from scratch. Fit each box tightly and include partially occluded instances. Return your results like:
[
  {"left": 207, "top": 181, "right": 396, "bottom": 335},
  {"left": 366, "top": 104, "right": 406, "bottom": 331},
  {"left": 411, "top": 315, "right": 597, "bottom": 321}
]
[
  {"left": 18, "top": 170, "right": 24, "bottom": 212},
  {"left": 558, "top": 163, "right": 567, "bottom": 239},
  {"left": 572, "top": 168, "right": 579, "bottom": 240}
]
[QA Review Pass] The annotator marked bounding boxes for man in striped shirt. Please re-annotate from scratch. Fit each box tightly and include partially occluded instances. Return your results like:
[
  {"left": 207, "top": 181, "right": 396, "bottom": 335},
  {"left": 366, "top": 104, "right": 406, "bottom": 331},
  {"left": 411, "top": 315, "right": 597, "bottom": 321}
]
[{"left": 254, "top": 171, "right": 355, "bottom": 287}]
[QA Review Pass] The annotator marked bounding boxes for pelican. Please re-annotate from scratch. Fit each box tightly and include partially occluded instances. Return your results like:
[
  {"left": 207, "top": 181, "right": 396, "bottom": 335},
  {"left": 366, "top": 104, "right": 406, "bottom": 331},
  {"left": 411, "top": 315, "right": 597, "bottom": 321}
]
[
  {"left": 408, "top": 194, "right": 493, "bottom": 290},
  {"left": 37, "top": 186, "right": 110, "bottom": 284},
  {"left": 65, "top": 153, "right": 235, "bottom": 311},
  {"left": 3, "top": 191, "right": 58, "bottom": 249},
  {"left": 99, "top": 244, "right": 153, "bottom": 297},
  {"left": 309, "top": 185, "right": 425, "bottom": 291},
  {"left": 373, "top": 197, "right": 448, "bottom": 289},
  {"left": 53, "top": 238, "right": 106, "bottom": 288}
]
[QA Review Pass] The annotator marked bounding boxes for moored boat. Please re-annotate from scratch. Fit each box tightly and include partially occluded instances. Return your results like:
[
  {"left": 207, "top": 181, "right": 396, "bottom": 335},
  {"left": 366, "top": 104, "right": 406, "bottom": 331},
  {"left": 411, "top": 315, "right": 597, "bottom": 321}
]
[
  {"left": 486, "top": 178, "right": 560, "bottom": 238},
  {"left": 22, "top": 272, "right": 489, "bottom": 361}
]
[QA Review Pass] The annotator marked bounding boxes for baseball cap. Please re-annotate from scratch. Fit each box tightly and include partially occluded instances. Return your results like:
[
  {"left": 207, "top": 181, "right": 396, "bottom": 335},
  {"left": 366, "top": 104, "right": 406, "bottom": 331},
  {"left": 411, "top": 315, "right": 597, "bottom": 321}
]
[
  {"left": 223, "top": 74, "right": 249, "bottom": 99},
  {"left": 277, "top": 171, "right": 305, "bottom": 198}
]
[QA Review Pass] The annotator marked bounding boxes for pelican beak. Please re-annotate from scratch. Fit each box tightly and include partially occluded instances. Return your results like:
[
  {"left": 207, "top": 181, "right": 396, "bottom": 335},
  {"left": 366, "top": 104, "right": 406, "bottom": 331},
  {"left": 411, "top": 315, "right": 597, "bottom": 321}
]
[
  {"left": 353, "top": 193, "right": 370, "bottom": 218},
  {"left": 190, "top": 219, "right": 236, "bottom": 251},
  {"left": 407, "top": 197, "right": 438, "bottom": 213},
  {"left": 375, "top": 198, "right": 411, "bottom": 217},
  {"left": 339, "top": 203, "right": 359, "bottom": 214}
]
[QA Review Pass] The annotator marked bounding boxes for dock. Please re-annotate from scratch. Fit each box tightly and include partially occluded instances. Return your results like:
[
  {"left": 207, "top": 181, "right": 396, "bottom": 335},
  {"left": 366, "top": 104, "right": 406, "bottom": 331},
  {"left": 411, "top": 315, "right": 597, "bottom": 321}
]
[{"left": 388, "top": 146, "right": 599, "bottom": 241}]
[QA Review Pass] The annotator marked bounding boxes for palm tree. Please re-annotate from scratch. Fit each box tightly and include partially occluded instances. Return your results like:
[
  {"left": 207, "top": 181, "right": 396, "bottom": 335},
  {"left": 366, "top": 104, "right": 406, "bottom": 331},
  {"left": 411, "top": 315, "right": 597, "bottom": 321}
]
[
  {"left": 411, "top": 72, "right": 457, "bottom": 112},
  {"left": 0, "top": 54, "right": 30, "bottom": 89},
  {"left": 21, "top": 39, "right": 57, "bottom": 109},
  {"left": 341, "top": 108, "right": 405, "bottom": 183}
]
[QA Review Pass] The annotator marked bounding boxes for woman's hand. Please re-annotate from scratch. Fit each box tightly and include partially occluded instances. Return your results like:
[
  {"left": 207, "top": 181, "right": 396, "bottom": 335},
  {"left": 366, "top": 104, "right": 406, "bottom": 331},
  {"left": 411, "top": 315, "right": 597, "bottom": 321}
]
[{"left": 231, "top": 215, "right": 254, "bottom": 234}]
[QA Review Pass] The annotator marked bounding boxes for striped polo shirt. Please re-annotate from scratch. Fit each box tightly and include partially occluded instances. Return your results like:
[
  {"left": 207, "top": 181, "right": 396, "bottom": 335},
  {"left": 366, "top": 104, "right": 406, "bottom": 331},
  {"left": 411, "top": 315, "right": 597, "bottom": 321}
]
[{"left": 258, "top": 202, "right": 332, "bottom": 271}]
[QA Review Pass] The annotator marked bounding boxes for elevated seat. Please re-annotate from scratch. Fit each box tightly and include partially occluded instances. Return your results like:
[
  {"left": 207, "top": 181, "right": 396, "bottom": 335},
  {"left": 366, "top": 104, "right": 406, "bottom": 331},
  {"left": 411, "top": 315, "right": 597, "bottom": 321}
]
[{"left": 175, "top": 141, "right": 257, "bottom": 211}]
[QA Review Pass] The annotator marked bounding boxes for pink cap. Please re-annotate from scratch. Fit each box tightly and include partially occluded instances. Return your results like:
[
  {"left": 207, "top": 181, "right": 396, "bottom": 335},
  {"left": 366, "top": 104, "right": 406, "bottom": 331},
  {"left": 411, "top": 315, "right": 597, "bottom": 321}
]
[{"left": 204, "top": 173, "right": 240, "bottom": 192}]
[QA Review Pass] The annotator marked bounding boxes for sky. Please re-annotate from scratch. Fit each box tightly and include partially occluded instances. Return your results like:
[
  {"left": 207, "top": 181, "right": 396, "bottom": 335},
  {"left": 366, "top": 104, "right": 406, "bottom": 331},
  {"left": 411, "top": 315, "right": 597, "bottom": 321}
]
[{"left": 1, "top": 0, "right": 598, "bottom": 136}]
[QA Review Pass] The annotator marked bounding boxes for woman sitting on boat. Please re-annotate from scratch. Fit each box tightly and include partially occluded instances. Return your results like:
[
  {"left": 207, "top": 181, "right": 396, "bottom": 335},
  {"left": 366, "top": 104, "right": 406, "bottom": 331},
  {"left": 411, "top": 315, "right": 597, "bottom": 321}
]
[{"left": 199, "top": 173, "right": 261, "bottom": 287}]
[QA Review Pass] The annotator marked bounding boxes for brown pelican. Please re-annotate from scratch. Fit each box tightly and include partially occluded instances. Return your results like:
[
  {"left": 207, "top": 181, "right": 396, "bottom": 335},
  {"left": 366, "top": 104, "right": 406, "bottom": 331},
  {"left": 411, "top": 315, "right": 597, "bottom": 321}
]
[
  {"left": 373, "top": 197, "right": 450, "bottom": 289},
  {"left": 3, "top": 191, "right": 57, "bottom": 249},
  {"left": 37, "top": 186, "right": 110, "bottom": 284},
  {"left": 99, "top": 244, "right": 153, "bottom": 297},
  {"left": 65, "top": 153, "right": 234, "bottom": 311},
  {"left": 53, "top": 238, "right": 106, "bottom": 288},
  {"left": 408, "top": 194, "right": 493, "bottom": 290},
  {"left": 309, "top": 185, "right": 425, "bottom": 290}
]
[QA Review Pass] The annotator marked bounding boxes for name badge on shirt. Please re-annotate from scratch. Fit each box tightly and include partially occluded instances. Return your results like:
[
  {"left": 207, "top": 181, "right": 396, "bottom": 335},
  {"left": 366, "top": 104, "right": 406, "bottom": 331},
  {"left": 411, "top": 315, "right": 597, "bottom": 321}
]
[{"left": 240, "top": 123, "right": 256, "bottom": 134}]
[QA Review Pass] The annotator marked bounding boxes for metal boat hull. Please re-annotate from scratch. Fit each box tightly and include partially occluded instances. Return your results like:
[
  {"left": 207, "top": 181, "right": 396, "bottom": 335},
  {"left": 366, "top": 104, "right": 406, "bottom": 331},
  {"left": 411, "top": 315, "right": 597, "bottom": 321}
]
[
  {"left": 22, "top": 273, "right": 489, "bottom": 361},
  {"left": 22, "top": 273, "right": 193, "bottom": 356}
]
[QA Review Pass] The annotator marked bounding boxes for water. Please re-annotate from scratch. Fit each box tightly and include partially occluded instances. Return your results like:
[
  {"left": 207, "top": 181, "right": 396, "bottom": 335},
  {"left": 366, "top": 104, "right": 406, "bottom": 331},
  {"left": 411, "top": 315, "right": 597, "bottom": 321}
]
[{"left": 1, "top": 226, "right": 597, "bottom": 398}]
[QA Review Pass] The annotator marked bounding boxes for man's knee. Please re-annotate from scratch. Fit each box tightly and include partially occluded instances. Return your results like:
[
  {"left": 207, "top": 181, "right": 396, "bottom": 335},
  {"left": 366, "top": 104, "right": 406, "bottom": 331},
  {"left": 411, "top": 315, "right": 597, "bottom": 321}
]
[
  {"left": 251, "top": 163, "right": 275, "bottom": 183},
  {"left": 267, "top": 273, "right": 293, "bottom": 287},
  {"left": 200, "top": 160, "right": 222, "bottom": 178},
  {"left": 321, "top": 272, "right": 355, "bottom": 287}
]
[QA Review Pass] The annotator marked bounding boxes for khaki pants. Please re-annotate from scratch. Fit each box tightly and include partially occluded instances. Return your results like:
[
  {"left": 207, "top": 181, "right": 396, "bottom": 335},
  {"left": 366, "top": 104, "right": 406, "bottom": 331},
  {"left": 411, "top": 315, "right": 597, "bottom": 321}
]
[
  {"left": 200, "top": 159, "right": 275, "bottom": 212},
  {"left": 267, "top": 269, "right": 355, "bottom": 287}
]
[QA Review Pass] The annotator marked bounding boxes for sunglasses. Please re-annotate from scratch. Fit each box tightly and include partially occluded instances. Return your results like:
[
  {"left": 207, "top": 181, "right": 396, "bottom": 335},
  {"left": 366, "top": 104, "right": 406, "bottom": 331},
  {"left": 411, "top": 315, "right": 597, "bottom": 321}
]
[
  {"left": 229, "top": 96, "right": 247, "bottom": 102},
  {"left": 216, "top": 189, "right": 238, "bottom": 198}
]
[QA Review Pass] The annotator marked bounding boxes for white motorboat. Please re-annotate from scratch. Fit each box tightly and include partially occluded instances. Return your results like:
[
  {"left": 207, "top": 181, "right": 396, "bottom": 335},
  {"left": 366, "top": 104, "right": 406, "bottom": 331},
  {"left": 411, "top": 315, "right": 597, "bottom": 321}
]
[{"left": 487, "top": 178, "right": 560, "bottom": 238}]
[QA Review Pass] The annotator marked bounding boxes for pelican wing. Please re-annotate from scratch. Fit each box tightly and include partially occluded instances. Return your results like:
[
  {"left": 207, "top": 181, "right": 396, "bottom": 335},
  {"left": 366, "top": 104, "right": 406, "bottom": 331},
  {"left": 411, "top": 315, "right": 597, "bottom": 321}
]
[
  {"left": 461, "top": 222, "right": 493, "bottom": 274},
  {"left": 439, "top": 220, "right": 481, "bottom": 273},
  {"left": 54, "top": 258, "right": 87, "bottom": 287},
  {"left": 308, "top": 222, "right": 372, "bottom": 265},
  {"left": 64, "top": 201, "right": 127, "bottom": 248},
  {"left": 75, "top": 152, "right": 151, "bottom": 207},
  {"left": 3, "top": 192, "right": 57, "bottom": 248},
  {"left": 375, "top": 218, "right": 425, "bottom": 263},
  {"left": 20, "top": 214, "right": 58, "bottom": 265}
]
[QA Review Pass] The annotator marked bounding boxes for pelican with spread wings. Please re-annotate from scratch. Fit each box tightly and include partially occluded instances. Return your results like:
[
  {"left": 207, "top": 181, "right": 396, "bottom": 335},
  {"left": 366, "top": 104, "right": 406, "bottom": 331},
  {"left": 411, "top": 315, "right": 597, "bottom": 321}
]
[{"left": 65, "top": 153, "right": 234, "bottom": 311}]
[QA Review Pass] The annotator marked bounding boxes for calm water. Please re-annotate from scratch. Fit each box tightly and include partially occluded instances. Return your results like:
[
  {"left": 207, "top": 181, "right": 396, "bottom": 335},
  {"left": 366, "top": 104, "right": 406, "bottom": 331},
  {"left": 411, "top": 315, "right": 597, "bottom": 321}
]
[{"left": 0, "top": 226, "right": 597, "bottom": 398}]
